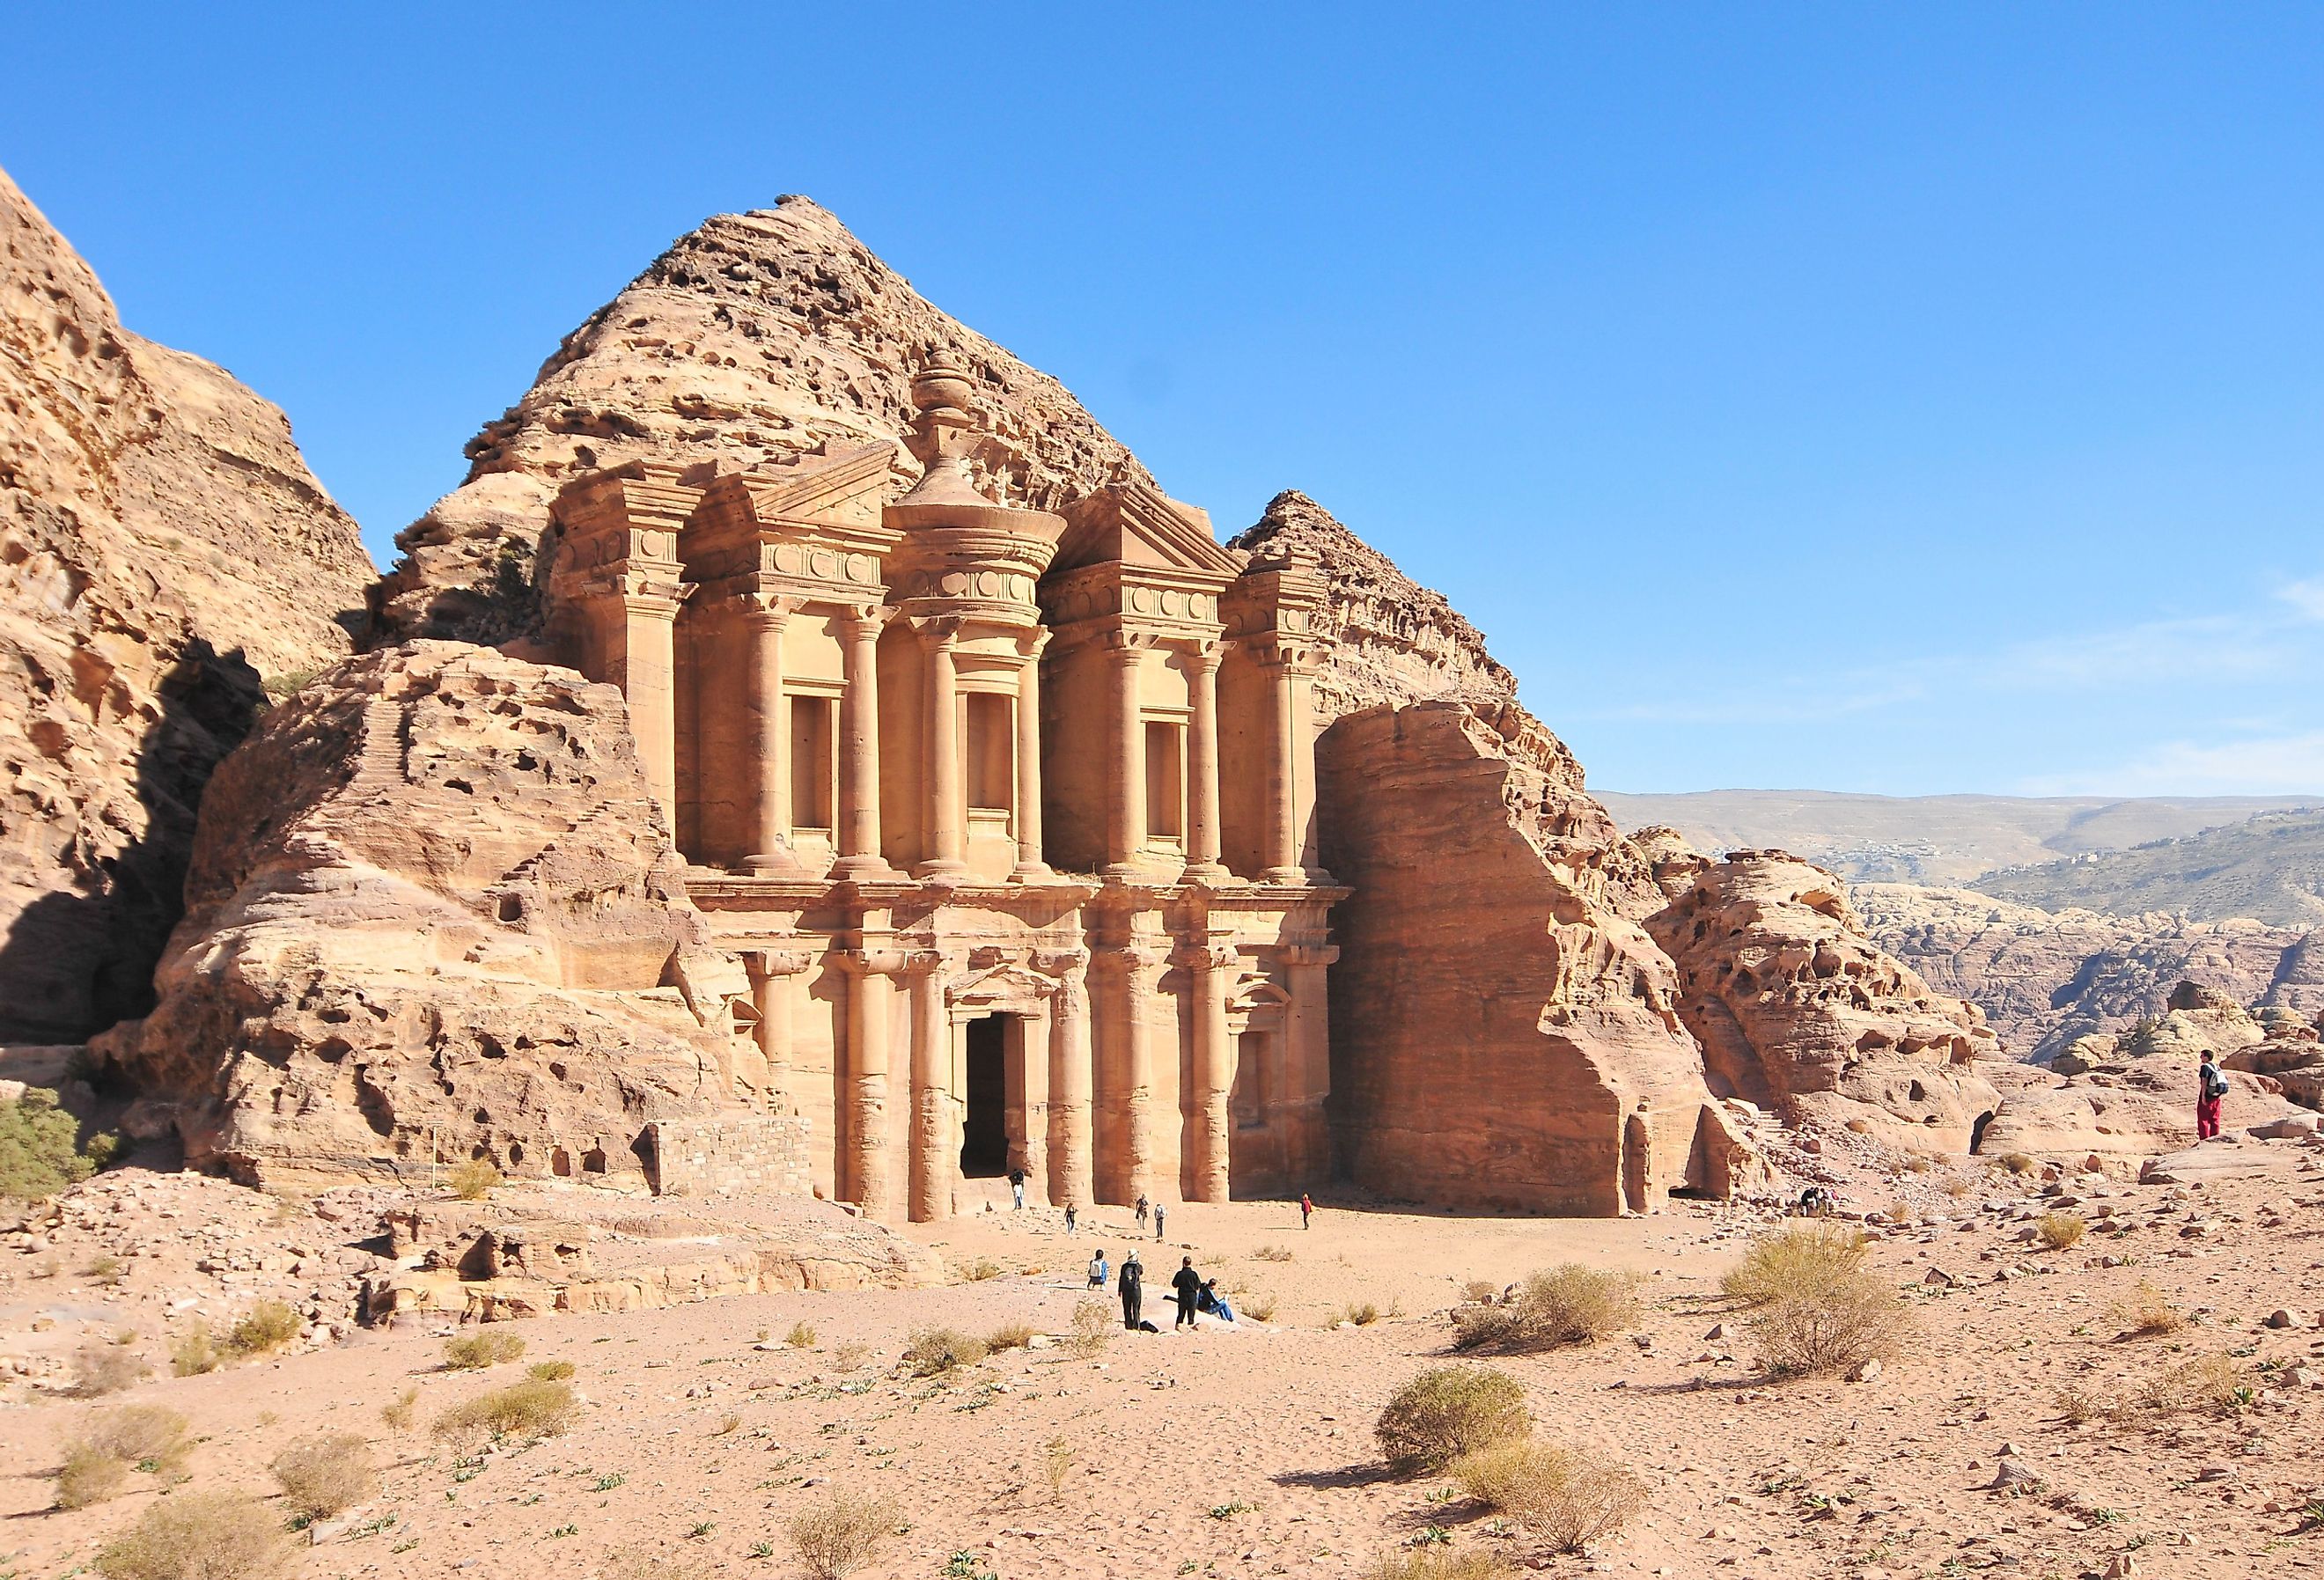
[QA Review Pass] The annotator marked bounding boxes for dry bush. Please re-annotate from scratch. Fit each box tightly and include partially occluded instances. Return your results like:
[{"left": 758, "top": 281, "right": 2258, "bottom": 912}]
[
  {"left": 599, "top": 1546, "right": 708, "bottom": 1580},
  {"left": 170, "top": 1322, "right": 217, "bottom": 1378},
  {"left": 903, "top": 1327, "right": 988, "bottom": 1377},
  {"left": 96, "top": 1490, "right": 290, "bottom": 1580},
  {"left": 222, "top": 1299, "right": 300, "bottom": 1359},
  {"left": 1375, "top": 1364, "right": 1531, "bottom": 1473},
  {"left": 430, "top": 1378, "right": 580, "bottom": 1447},
  {"left": 443, "top": 1330, "right": 526, "bottom": 1370},
  {"left": 270, "top": 1432, "right": 375, "bottom": 1519},
  {"left": 1461, "top": 1279, "right": 1502, "bottom": 1304},
  {"left": 73, "top": 1340, "right": 151, "bottom": 1397},
  {"left": 834, "top": 1341, "right": 869, "bottom": 1371},
  {"left": 528, "top": 1359, "right": 575, "bottom": 1381},
  {"left": 1066, "top": 1300, "right": 1111, "bottom": 1358},
  {"left": 445, "top": 1157, "right": 501, "bottom": 1200},
  {"left": 1998, "top": 1152, "right": 2038, "bottom": 1175},
  {"left": 711, "top": 1410, "right": 741, "bottom": 1436},
  {"left": 987, "top": 1319, "right": 1035, "bottom": 1351},
  {"left": 2107, "top": 1280, "right": 2185, "bottom": 1336},
  {"left": 1240, "top": 1290, "right": 1279, "bottom": 1323},
  {"left": 785, "top": 1487, "right": 902, "bottom": 1579},
  {"left": 960, "top": 1256, "right": 1004, "bottom": 1282},
  {"left": 1746, "top": 1270, "right": 1911, "bottom": 1378},
  {"left": 1454, "top": 1264, "right": 1639, "bottom": 1352},
  {"left": 2051, "top": 1381, "right": 2114, "bottom": 1425},
  {"left": 1720, "top": 1224, "right": 1867, "bottom": 1307},
  {"left": 380, "top": 1386, "right": 418, "bottom": 1432},
  {"left": 1345, "top": 1301, "right": 1381, "bottom": 1326},
  {"left": 2035, "top": 1212, "right": 2087, "bottom": 1250},
  {"left": 1041, "top": 1435, "right": 1080, "bottom": 1495},
  {"left": 55, "top": 1444, "right": 129, "bottom": 1509},
  {"left": 86, "top": 1406, "right": 190, "bottom": 1473},
  {"left": 785, "top": 1321, "right": 818, "bottom": 1349},
  {"left": 1359, "top": 1548, "right": 1515, "bottom": 1580},
  {"left": 2139, "top": 1353, "right": 2257, "bottom": 1418},
  {"left": 1254, "top": 1244, "right": 1294, "bottom": 1262},
  {"left": 1452, "top": 1439, "right": 1648, "bottom": 1553}
]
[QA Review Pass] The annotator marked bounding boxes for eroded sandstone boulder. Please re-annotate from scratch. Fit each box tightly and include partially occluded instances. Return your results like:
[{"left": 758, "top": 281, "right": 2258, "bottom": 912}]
[
  {"left": 369, "top": 195, "right": 1150, "bottom": 647},
  {"left": 1318, "top": 702, "right": 1760, "bottom": 1213},
  {"left": 1, "top": 165, "right": 375, "bottom": 1040},
  {"left": 97, "top": 642, "right": 772, "bottom": 1190},
  {"left": 1644, "top": 847, "right": 2002, "bottom": 1151}
]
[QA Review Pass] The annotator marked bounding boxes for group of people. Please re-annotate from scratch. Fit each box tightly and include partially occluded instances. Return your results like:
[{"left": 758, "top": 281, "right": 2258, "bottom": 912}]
[
  {"left": 1086, "top": 1246, "right": 1235, "bottom": 1331},
  {"left": 1007, "top": 1171, "right": 1318, "bottom": 1240}
]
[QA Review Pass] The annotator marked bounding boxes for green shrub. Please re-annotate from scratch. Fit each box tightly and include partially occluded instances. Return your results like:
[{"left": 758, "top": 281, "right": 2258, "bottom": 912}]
[
  {"left": 55, "top": 1444, "right": 129, "bottom": 1509},
  {"left": 445, "top": 1157, "right": 502, "bottom": 1200},
  {"left": 785, "top": 1488, "right": 901, "bottom": 1579},
  {"left": 1719, "top": 1224, "right": 1867, "bottom": 1307},
  {"left": 430, "top": 1378, "right": 580, "bottom": 1447},
  {"left": 222, "top": 1299, "right": 301, "bottom": 1359},
  {"left": 903, "top": 1328, "right": 988, "bottom": 1377},
  {"left": 443, "top": 1330, "right": 527, "bottom": 1370},
  {"left": 1454, "top": 1264, "right": 1640, "bottom": 1351},
  {"left": 170, "top": 1322, "right": 218, "bottom": 1377},
  {"left": 86, "top": 1406, "right": 190, "bottom": 1473},
  {"left": 527, "top": 1359, "right": 575, "bottom": 1381},
  {"left": 785, "top": 1321, "right": 818, "bottom": 1349},
  {"left": 1452, "top": 1439, "right": 1647, "bottom": 1552},
  {"left": 1746, "top": 1269, "right": 1912, "bottom": 1378},
  {"left": 986, "top": 1320, "right": 1035, "bottom": 1351},
  {"left": 0, "top": 1089, "right": 96, "bottom": 1200},
  {"left": 1374, "top": 1364, "right": 1531, "bottom": 1473}
]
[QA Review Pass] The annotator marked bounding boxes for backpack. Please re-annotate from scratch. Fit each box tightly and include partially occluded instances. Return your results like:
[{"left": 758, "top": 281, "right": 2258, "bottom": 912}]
[{"left": 2201, "top": 1063, "right": 2228, "bottom": 1100}]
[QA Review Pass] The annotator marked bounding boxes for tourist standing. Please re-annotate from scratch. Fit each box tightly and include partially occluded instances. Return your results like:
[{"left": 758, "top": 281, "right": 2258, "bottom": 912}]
[
  {"left": 1088, "top": 1248, "right": 1108, "bottom": 1289},
  {"left": 1136, "top": 1194, "right": 1150, "bottom": 1229},
  {"left": 1064, "top": 1202, "right": 1077, "bottom": 1235},
  {"left": 1171, "top": 1255, "right": 1202, "bottom": 1329},
  {"left": 1299, "top": 1191, "right": 1313, "bottom": 1231},
  {"left": 1009, "top": 1165, "right": 1026, "bottom": 1211},
  {"left": 1153, "top": 1202, "right": 1166, "bottom": 1241},
  {"left": 1119, "top": 1249, "right": 1144, "bottom": 1329},
  {"left": 2197, "top": 1050, "right": 2227, "bottom": 1141}
]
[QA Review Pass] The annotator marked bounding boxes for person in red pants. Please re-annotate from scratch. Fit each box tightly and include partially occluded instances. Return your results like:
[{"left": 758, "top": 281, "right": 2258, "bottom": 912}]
[{"left": 2196, "top": 1050, "right": 2227, "bottom": 1141}]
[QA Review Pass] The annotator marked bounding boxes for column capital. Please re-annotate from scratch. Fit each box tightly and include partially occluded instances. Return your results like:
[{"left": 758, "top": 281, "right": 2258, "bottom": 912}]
[
  {"left": 835, "top": 946, "right": 915, "bottom": 978},
  {"left": 1015, "top": 627, "right": 1053, "bottom": 661},
  {"left": 1279, "top": 942, "right": 1341, "bottom": 968},
  {"left": 1182, "top": 640, "right": 1223, "bottom": 675},
  {"left": 1102, "top": 628, "right": 1158, "bottom": 659},
  {"left": 1032, "top": 946, "right": 1091, "bottom": 979},
  {"left": 911, "top": 613, "right": 966, "bottom": 647},
  {"left": 743, "top": 592, "right": 807, "bottom": 625},
  {"left": 836, "top": 602, "right": 891, "bottom": 636},
  {"left": 746, "top": 947, "right": 819, "bottom": 981},
  {"left": 1239, "top": 633, "right": 1324, "bottom": 673},
  {"left": 1170, "top": 938, "right": 1241, "bottom": 973}
]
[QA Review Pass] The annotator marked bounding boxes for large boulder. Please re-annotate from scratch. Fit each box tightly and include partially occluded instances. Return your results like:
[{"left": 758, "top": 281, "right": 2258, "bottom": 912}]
[
  {"left": 1318, "top": 703, "right": 1756, "bottom": 1214},
  {"left": 1644, "top": 848, "right": 2002, "bottom": 1151},
  {"left": 98, "top": 642, "right": 767, "bottom": 1191},
  {"left": 0, "top": 165, "right": 376, "bottom": 1040}
]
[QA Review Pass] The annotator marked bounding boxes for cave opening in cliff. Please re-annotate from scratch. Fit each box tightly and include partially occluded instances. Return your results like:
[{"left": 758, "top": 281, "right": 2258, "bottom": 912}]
[{"left": 961, "top": 1013, "right": 1011, "bottom": 1177}]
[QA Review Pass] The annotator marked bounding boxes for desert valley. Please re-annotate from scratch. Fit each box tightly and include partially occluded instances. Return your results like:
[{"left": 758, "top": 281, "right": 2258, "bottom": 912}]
[{"left": 6, "top": 148, "right": 2324, "bottom": 1580}]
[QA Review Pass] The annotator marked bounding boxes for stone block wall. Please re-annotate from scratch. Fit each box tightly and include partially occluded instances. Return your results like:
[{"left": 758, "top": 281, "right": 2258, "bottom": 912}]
[{"left": 644, "top": 1113, "right": 813, "bottom": 1197}]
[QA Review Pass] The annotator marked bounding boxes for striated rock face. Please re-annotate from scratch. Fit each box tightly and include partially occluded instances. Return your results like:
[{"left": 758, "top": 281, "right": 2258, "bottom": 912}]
[
  {"left": 1317, "top": 703, "right": 1761, "bottom": 1214},
  {"left": 0, "top": 166, "right": 374, "bottom": 1041},
  {"left": 97, "top": 642, "right": 771, "bottom": 1191},
  {"left": 370, "top": 195, "right": 1150, "bottom": 647},
  {"left": 1644, "top": 849, "right": 2003, "bottom": 1151},
  {"left": 1854, "top": 882, "right": 2324, "bottom": 1062}
]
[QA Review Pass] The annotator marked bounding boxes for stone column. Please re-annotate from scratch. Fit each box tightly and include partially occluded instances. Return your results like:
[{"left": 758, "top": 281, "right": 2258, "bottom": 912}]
[
  {"left": 1179, "top": 936, "right": 1238, "bottom": 1202},
  {"left": 920, "top": 620, "right": 967, "bottom": 880},
  {"left": 833, "top": 606, "right": 891, "bottom": 881},
  {"left": 1041, "top": 948, "right": 1092, "bottom": 1210},
  {"left": 746, "top": 944, "right": 815, "bottom": 1112},
  {"left": 741, "top": 598, "right": 800, "bottom": 872},
  {"left": 1014, "top": 1000, "right": 1052, "bottom": 1188},
  {"left": 1261, "top": 648, "right": 1303, "bottom": 883},
  {"left": 1011, "top": 631, "right": 1050, "bottom": 880},
  {"left": 840, "top": 944, "right": 906, "bottom": 1220},
  {"left": 906, "top": 954, "right": 954, "bottom": 1223},
  {"left": 625, "top": 597, "right": 682, "bottom": 835},
  {"left": 1281, "top": 940, "right": 1339, "bottom": 1187},
  {"left": 1100, "top": 941, "right": 1165, "bottom": 1206},
  {"left": 1104, "top": 634, "right": 1148, "bottom": 878},
  {"left": 1289, "top": 661, "right": 1326, "bottom": 878},
  {"left": 1184, "top": 645, "right": 1226, "bottom": 881}
]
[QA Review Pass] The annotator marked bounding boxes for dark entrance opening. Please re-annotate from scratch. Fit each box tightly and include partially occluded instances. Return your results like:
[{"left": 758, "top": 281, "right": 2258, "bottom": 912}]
[{"left": 961, "top": 1014, "right": 1009, "bottom": 1177}]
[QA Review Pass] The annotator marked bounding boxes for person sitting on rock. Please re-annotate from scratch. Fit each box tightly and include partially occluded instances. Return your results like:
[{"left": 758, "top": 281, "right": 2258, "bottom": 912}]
[{"left": 2196, "top": 1049, "right": 2228, "bottom": 1141}]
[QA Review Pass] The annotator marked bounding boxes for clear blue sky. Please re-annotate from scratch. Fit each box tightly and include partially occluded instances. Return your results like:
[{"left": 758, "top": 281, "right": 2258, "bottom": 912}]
[{"left": 5, "top": 4, "right": 2319, "bottom": 797}]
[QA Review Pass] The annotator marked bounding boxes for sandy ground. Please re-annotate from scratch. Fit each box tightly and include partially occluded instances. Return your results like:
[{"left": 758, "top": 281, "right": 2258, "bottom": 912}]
[{"left": 8, "top": 1143, "right": 2324, "bottom": 1579}]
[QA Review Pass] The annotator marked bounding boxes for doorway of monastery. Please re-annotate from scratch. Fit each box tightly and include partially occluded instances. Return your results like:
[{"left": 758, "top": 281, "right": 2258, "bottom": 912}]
[{"left": 960, "top": 1014, "right": 1011, "bottom": 1178}]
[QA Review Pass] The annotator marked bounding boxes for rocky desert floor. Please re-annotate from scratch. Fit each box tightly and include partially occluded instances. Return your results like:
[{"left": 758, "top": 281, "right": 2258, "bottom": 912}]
[{"left": 9, "top": 1140, "right": 2324, "bottom": 1580}]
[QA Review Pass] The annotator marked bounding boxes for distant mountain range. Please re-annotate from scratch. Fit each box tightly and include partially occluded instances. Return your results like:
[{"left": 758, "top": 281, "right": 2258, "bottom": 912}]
[{"left": 1596, "top": 790, "right": 2320, "bottom": 892}]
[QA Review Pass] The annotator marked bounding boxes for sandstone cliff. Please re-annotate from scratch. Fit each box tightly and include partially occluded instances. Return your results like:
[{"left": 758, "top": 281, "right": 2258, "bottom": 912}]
[
  {"left": 96, "top": 643, "right": 774, "bottom": 1192},
  {"left": 370, "top": 196, "right": 1151, "bottom": 647},
  {"left": 1642, "top": 849, "right": 2002, "bottom": 1151},
  {"left": 0, "top": 166, "right": 375, "bottom": 1041},
  {"left": 1317, "top": 703, "right": 1761, "bottom": 1212},
  {"left": 1855, "top": 881, "right": 2324, "bottom": 1061}
]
